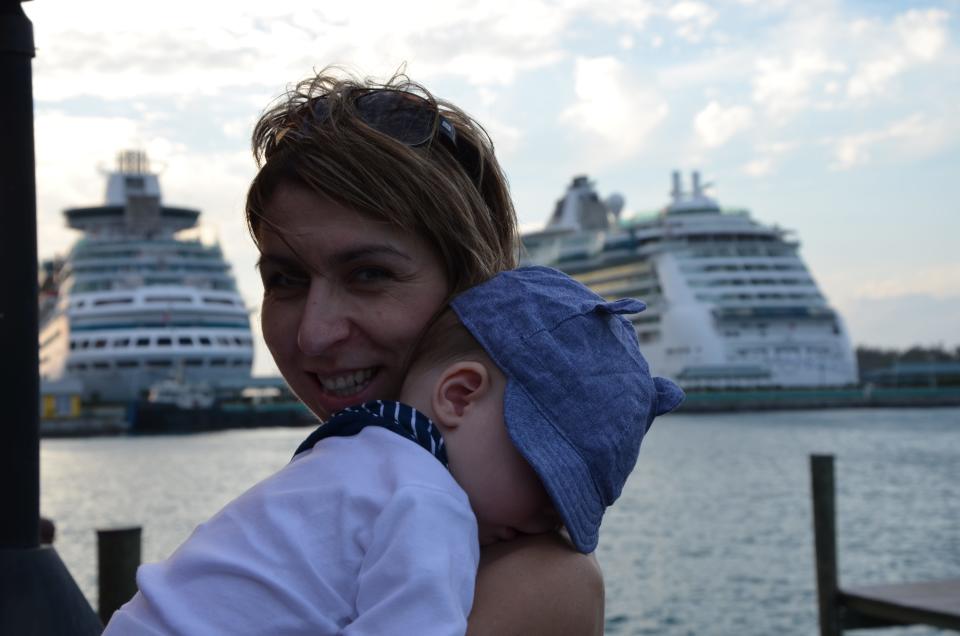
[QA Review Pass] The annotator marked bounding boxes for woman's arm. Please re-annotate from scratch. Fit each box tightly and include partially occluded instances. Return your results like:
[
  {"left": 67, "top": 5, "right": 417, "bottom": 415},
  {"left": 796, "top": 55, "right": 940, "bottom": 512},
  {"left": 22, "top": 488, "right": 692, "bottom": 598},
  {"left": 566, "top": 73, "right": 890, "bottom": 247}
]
[{"left": 467, "top": 532, "right": 605, "bottom": 636}]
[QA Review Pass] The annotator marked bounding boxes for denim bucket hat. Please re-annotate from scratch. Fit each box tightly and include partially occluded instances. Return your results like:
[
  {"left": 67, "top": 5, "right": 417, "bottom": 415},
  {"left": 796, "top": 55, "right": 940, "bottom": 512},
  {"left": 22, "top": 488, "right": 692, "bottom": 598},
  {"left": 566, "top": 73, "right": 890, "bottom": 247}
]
[{"left": 451, "top": 266, "right": 684, "bottom": 553}]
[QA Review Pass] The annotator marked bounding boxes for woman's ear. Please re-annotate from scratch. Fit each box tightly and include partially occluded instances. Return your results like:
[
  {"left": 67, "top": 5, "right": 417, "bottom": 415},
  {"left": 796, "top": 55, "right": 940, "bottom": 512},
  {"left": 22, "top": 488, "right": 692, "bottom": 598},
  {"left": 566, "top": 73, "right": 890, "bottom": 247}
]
[{"left": 432, "top": 360, "right": 490, "bottom": 428}]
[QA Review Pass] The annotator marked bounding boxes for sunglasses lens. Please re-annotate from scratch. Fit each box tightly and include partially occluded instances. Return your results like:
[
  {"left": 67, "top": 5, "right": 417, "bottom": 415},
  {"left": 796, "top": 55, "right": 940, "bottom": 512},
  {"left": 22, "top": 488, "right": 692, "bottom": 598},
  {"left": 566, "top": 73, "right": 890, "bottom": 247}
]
[{"left": 354, "top": 91, "right": 436, "bottom": 146}]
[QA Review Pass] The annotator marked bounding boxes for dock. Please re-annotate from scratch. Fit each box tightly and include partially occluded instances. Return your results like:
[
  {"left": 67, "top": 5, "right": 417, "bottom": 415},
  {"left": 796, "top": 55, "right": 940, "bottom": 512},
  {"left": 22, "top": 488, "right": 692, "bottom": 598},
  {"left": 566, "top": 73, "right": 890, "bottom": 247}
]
[{"left": 810, "top": 454, "right": 960, "bottom": 634}]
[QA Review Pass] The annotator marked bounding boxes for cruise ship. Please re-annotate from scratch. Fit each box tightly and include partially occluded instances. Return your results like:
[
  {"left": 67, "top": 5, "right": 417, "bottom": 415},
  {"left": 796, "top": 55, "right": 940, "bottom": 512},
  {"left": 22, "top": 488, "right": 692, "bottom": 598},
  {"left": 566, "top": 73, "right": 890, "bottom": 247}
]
[
  {"left": 38, "top": 151, "right": 254, "bottom": 403},
  {"left": 521, "top": 173, "right": 858, "bottom": 389}
]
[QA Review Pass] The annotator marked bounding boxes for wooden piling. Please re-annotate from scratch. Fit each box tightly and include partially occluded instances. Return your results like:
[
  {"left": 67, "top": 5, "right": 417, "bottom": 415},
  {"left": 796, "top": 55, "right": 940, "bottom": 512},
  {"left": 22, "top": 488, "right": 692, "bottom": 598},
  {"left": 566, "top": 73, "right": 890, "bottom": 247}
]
[{"left": 811, "top": 454, "right": 841, "bottom": 636}]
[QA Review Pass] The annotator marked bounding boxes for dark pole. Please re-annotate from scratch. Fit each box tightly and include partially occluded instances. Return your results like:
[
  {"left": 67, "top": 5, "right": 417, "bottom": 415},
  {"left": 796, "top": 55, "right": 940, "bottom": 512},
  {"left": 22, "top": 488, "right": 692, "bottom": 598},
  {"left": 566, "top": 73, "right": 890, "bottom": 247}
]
[
  {"left": 0, "top": 2, "right": 101, "bottom": 632},
  {"left": 0, "top": 0, "right": 39, "bottom": 554}
]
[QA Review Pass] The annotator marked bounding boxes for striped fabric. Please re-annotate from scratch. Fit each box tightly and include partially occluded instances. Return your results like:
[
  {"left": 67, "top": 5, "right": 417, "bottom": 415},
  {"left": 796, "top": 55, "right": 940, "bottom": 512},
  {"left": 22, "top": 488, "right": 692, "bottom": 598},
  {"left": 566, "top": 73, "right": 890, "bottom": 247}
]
[{"left": 292, "top": 400, "right": 448, "bottom": 467}]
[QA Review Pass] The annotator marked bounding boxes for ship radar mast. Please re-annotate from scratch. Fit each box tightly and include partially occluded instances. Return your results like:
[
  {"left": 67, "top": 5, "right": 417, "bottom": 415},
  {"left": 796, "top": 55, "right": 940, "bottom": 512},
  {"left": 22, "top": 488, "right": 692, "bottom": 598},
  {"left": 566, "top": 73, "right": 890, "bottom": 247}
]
[{"left": 116, "top": 149, "right": 150, "bottom": 175}]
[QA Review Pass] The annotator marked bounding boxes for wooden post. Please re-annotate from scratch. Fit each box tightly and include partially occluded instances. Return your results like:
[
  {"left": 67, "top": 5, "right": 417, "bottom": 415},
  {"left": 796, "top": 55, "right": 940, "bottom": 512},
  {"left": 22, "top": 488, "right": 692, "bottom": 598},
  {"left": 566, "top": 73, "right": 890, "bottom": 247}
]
[
  {"left": 811, "top": 454, "right": 841, "bottom": 636},
  {"left": 97, "top": 526, "right": 142, "bottom": 625}
]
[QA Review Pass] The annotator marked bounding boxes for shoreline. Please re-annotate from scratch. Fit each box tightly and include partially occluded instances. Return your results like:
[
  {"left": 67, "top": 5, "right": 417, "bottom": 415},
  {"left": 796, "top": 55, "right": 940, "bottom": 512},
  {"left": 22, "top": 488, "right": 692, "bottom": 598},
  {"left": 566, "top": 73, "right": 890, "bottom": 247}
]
[
  {"left": 678, "top": 385, "right": 960, "bottom": 412},
  {"left": 40, "top": 387, "right": 960, "bottom": 437}
]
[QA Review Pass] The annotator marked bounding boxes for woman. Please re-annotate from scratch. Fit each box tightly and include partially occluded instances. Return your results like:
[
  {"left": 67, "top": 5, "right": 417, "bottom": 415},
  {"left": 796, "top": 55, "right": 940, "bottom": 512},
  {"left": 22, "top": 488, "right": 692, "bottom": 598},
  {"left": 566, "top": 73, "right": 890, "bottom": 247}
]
[{"left": 247, "top": 69, "right": 604, "bottom": 635}]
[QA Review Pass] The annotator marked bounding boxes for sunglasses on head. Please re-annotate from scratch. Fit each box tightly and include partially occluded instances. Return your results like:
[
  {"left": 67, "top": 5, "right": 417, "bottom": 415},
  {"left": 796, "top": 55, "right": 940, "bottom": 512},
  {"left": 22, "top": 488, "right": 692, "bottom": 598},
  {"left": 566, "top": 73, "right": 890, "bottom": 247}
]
[{"left": 273, "top": 89, "right": 482, "bottom": 185}]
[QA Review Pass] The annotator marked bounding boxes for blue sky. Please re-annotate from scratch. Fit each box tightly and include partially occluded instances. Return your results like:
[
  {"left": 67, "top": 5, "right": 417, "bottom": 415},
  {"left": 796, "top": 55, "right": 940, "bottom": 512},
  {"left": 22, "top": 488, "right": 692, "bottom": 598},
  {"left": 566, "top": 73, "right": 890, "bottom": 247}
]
[{"left": 26, "top": 0, "right": 959, "bottom": 375}]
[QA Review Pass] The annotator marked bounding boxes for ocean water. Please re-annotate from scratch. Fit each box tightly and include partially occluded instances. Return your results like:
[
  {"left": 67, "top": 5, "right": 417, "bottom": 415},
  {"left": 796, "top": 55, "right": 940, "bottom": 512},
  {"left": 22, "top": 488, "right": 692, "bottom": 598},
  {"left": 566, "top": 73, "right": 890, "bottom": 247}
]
[{"left": 40, "top": 408, "right": 960, "bottom": 635}]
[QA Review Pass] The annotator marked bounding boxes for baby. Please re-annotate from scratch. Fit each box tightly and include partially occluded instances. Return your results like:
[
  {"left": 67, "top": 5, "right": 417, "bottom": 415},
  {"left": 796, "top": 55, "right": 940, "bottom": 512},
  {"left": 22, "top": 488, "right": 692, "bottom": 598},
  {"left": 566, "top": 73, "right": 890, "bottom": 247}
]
[{"left": 104, "top": 266, "right": 683, "bottom": 635}]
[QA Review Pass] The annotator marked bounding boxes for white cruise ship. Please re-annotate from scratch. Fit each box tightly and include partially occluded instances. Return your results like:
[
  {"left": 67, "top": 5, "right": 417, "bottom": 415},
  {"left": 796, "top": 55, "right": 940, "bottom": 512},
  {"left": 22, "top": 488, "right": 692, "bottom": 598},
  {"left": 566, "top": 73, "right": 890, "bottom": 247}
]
[
  {"left": 38, "top": 151, "right": 254, "bottom": 403},
  {"left": 521, "top": 172, "right": 858, "bottom": 389}
]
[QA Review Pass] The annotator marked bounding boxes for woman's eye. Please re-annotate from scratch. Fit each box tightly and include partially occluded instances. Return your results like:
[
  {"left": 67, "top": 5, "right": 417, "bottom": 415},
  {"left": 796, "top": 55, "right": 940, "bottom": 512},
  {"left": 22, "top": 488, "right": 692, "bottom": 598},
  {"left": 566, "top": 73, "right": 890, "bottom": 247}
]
[
  {"left": 265, "top": 271, "right": 308, "bottom": 289},
  {"left": 352, "top": 267, "right": 393, "bottom": 283}
]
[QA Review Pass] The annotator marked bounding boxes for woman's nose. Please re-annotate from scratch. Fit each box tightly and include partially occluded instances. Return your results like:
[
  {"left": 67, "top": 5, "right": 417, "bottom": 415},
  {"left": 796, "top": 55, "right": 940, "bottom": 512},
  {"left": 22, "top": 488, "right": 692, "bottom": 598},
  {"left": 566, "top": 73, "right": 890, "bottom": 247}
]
[{"left": 296, "top": 279, "right": 351, "bottom": 355}]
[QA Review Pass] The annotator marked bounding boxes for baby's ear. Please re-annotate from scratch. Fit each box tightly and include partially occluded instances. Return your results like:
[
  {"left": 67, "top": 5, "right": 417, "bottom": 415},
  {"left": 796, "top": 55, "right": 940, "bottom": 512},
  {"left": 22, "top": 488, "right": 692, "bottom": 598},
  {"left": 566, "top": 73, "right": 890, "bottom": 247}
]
[{"left": 432, "top": 361, "right": 490, "bottom": 426}]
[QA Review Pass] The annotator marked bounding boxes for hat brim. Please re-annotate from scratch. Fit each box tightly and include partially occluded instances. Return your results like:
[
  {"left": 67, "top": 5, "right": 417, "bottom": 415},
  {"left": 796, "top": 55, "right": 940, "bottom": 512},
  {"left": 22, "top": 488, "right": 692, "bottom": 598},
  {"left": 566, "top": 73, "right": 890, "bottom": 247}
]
[{"left": 503, "top": 378, "right": 604, "bottom": 553}]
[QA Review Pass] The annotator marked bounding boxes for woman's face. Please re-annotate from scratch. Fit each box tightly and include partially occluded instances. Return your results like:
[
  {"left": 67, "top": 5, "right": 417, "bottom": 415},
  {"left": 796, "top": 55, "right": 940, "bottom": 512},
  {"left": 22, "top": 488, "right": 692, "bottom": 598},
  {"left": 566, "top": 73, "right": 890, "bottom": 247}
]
[{"left": 258, "top": 183, "right": 449, "bottom": 420}]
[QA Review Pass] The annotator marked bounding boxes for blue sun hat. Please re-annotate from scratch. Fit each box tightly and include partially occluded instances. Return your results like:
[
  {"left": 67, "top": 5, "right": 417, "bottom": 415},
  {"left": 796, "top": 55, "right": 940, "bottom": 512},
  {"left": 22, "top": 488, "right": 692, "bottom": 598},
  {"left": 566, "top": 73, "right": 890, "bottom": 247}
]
[{"left": 451, "top": 266, "right": 684, "bottom": 553}]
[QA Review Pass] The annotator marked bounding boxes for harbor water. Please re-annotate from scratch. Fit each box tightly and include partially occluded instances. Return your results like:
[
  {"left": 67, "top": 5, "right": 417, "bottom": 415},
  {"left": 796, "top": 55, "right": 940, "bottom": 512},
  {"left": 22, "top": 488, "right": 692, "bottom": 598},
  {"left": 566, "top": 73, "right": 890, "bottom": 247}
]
[{"left": 41, "top": 407, "right": 959, "bottom": 635}]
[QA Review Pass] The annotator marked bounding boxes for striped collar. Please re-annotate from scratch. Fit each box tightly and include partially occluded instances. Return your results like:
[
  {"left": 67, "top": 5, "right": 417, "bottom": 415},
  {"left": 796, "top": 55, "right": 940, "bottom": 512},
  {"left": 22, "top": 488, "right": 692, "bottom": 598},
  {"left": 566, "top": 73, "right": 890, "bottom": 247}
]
[{"left": 292, "top": 400, "right": 448, "bottom": 467}]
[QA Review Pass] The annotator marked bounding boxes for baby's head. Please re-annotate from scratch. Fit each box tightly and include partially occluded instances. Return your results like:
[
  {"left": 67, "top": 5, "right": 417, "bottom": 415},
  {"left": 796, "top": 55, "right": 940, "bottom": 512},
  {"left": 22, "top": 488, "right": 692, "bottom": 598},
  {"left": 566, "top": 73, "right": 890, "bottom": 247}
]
[
  {"left": 400, "top": 309, "right": 559, "bottom": 546},
  {"left": 402, "top": 266, "right": 684, "bottom": 553}
]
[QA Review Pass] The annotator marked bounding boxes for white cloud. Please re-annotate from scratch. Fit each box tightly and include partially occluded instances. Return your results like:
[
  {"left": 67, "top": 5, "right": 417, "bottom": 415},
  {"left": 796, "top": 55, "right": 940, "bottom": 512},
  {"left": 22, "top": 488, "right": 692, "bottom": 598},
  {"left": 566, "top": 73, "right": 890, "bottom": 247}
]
[
  {"left": 666, "top": 1, "right": 718, "bottom": 43},
  {"left": 742, "top": 158, "right": 773, "bottom": 177},
  {"left": 559, "top": 56, "right": 669, "bottom": 164},
  {"left": 829, "top": 114, "right": 951, "bottom": 170},
  {"left": 693, "top": 101, "right": 752, "bottom": 148},
  {"left": 752, "top": 50, "right": 846, "bottom": 121},
  {"left": 26, "top": 0, "right": 577, "bottom": 101},
  {"left": 853, "top": 264, "right": 960, "bottom": 300},
  {"left": 895, "top": 8, "right": 949, "bottom": 61},
  {"left": 740, "top": 140, "right": 795, "bottom": 177},
  {"left": 34, "top": 111, "right": 151, "bottom": 255},
  {"left": 845, "top": 8, "right": 949, "bottom": 99},
  {"left": 846, "top": 56, "right": 907, "bottom": 99}
]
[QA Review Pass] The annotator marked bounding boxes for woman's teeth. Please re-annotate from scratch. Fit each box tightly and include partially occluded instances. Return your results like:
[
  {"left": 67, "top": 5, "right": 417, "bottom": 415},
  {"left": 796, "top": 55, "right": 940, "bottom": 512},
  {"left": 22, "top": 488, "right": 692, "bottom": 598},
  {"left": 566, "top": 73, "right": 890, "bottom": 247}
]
[{"left": 318, "top": 368, "right": 375, "bottom": 397}]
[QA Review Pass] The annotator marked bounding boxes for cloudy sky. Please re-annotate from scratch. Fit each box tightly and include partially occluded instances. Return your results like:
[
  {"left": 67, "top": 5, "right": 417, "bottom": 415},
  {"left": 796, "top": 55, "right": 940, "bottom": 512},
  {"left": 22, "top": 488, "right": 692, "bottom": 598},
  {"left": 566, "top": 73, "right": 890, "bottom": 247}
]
[{"left": 25, "top": 0, "right": 959, "bottom": 376}]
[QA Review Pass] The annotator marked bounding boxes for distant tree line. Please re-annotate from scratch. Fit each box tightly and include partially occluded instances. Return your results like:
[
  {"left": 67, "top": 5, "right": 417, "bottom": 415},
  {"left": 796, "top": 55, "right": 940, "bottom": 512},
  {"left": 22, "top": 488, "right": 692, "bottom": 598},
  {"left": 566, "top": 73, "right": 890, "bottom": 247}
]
[
  {"left": 856, "top": 345, "right": 960, "bottom": 374},
  {"left": 857, "top": 345, "right": 960, "bottom": 385}
]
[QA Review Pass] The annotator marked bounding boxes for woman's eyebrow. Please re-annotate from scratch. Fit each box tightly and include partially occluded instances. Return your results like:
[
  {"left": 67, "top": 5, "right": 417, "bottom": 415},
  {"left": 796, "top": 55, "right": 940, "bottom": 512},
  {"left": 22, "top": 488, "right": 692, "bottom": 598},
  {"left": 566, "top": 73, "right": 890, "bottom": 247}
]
[
  {"left": 255, "top": 253, "right": 301, "bottom": 271},
  {"left": 334, "top": 245, "right": 412, "bottom": 264},
  {"left": 257, "top": 245, "right": 411, "bottom": 272}
]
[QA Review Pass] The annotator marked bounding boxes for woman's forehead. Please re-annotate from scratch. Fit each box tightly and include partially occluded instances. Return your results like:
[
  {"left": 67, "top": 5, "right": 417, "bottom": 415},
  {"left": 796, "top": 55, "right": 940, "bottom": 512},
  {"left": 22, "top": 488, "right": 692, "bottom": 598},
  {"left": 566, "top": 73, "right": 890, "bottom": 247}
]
[
  {"left": 258, "top": 183, "right": 435, "bottom": 267},
  {"left": 261, "top": 186, "right": 399, "bottom": 242}
]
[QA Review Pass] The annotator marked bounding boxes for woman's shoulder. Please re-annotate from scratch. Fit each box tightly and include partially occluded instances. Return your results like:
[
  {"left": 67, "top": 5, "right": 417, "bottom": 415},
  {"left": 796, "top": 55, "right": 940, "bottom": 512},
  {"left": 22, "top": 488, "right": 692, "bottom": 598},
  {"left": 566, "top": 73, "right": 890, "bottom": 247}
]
[{"left": 468, "top": 532, "right": 605, "bottom": 636}]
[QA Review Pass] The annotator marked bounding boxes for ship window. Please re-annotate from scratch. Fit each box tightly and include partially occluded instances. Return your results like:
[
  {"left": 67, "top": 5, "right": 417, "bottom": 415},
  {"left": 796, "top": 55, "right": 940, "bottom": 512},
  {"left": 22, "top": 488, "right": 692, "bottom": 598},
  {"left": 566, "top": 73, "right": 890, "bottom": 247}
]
[
  {"left": 80, "top": 340, "right": 90, "bottom": 349},
  {"left": 178, "top": 337, "right": 194, "bottom": 346},
  {"left": 184, "top": 358, "right": 204, "bottom": 366},
  {"left": 136, "top": 337, "right": 151, "bottom": 347},
  {"left": 157, "top": 337, "right": 172, "bottom": 346},
  {"left": 202, "top": 297, "right": 234, "bottom": 305},
  {"left": 94, "top": 298, "right": 133, "bottom": 306},
  {"left": 146, "top": 359, "right": 172, "bottom": 368},
  {"left": 233, "top": 337, "right": 244, "bottom": 345},
  {"left": 116, "top": 360, "right": 139, "bottom": 368},
  {"left": 74, "top": 363, "right": 88, "bottom": 370},
  {"left": 94, "top": 339, "right": 107, "bottom": 348},
  {"left": 199, "top": 337, "right": 212, "bottom": 346},
  {"left": 146, "top": 296, "right": 192, "bottom": 303},
  {"left": 92, "top": 361, "right": 110, "bottom": 370},
  {"left": 70, "top": 341, "right": 77, "bottom": 350},
  {"left": 210, "top": 358, "right": 227, "bottom": 366},
  {"left": 231, "top": 358, "right": 247, "bottom": 366},
  {"left": 113, "top": 338, "right": 130, "bottom": 347},
  {"left": 217, "top": 337, "right": 230, "bottom": 346}
]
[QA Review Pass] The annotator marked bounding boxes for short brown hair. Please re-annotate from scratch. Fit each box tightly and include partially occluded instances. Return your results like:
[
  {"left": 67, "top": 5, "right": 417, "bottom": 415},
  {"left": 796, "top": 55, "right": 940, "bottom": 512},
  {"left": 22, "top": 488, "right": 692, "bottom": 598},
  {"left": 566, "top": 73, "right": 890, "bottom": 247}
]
[
  {"left": 246, "top": 68, "right": 519, "bottom": 295},
  {"left": 404, "top": 308, "right": 487, "bottom": 378}
]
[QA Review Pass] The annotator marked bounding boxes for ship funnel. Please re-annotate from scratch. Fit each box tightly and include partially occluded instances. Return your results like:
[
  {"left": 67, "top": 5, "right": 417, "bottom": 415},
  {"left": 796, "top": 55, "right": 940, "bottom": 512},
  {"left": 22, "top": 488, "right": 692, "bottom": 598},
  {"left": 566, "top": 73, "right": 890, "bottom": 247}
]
[
  {"left": 692, "top": 171, "right": 702, "bottom": 197},
  {"left": 671, "top": 170, "right": 682, "bottom": 202}
]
